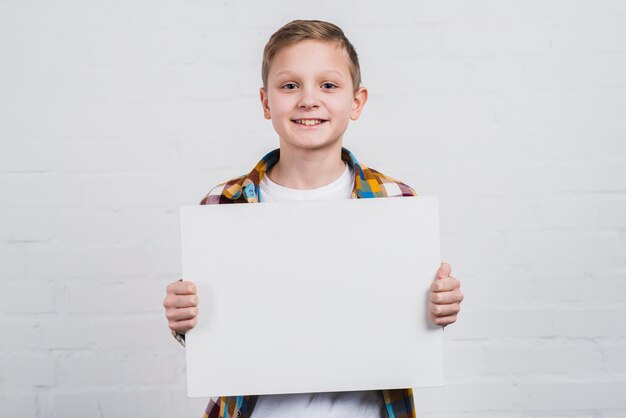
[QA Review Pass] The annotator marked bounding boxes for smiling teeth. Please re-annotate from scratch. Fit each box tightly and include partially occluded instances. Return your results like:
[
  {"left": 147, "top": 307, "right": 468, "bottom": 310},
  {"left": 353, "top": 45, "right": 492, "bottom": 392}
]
[{"left": 295, "top": 119, "right": 323, "bottom": 126}]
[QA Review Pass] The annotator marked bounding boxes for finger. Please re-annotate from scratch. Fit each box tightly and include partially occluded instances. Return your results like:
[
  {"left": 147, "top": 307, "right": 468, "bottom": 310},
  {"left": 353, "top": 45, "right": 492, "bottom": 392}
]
[
  {"left": 429, "top": 302, "right": 461, "bottom": 318},
  {"left": 430, "top": 314, "right": 458, "bottom": 327},
  {"left": 177, "top": 294, "right": 199, "bottom": 308},
  {"left": 167, "top": 280, "right": 197, "bottom": 296},
  {"left": 430, "top": 288, "right": 464, "bottom": 304},
  {"left": 168, "top": 317, "right": 198, "bottom": 333},
  {"left": 431, "top": 276, "right": 460, "bottom": 292},
  {"left": 165, "top": 294, "right": 199, "bottom": 309},
  {"left": 436, "top": 262, "right": 451, "bottom": 280},
  {"left": 166, "top": 306, "right": 199, "bottom": 322}
]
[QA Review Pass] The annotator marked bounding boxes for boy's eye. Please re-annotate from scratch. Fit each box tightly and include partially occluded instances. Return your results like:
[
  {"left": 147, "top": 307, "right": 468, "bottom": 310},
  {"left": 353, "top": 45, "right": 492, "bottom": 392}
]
[
  {"left": 321, "top": 82, "right": 337, "bottom": 89},
  {"left": 281, "top": 83, "right": 298, "bottom": 90}
]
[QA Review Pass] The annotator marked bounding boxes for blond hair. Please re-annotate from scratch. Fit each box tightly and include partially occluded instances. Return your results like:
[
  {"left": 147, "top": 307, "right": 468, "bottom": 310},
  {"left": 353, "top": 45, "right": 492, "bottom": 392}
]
[{"left": 261, "top": 20, "right": 362, "bottom": 93}]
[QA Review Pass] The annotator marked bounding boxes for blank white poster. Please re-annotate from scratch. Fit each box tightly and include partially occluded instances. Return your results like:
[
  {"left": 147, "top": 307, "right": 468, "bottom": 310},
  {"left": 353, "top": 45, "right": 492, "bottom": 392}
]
[{"left": 180, "top": 196, "right": 443, "bottom": 397}]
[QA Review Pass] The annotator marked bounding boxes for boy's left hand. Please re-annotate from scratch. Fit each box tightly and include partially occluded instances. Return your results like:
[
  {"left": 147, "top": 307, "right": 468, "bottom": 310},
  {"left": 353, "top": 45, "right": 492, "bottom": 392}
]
[{"left": 428, "top": 262, "right": 463, "bottom": 327}]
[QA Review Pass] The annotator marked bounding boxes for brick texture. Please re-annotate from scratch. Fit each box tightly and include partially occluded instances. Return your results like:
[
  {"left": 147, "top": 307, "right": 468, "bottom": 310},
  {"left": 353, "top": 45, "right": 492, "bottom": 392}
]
[{"left": 1, "top": 1, "right": 625, "bottom": 417}]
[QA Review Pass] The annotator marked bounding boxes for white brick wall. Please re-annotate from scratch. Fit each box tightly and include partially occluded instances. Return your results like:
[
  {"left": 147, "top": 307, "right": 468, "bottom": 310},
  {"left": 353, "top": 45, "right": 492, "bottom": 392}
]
[{"left": 1, "top": 0, "right": 625, "bottom": 417}]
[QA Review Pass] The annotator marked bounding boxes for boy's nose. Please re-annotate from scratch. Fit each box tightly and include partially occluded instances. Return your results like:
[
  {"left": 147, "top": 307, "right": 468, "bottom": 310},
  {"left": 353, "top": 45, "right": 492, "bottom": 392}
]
[{"left": 297, "top": 88, "right": 320, "bottom": 109}]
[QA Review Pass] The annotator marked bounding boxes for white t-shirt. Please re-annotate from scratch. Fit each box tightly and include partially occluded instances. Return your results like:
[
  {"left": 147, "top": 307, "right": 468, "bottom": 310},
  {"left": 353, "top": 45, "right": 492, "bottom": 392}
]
[
  {"left": 254, "top": 163, "right": 385, "bottom": 418},
  {"left": 259, "top": 162, "right": 355, "bottom": 203}
]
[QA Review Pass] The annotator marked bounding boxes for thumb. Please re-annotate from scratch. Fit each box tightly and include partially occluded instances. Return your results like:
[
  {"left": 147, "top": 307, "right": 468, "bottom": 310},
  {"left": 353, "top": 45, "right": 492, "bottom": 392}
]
[{"left": 437, "top": 262, "right": 451, "bottom": 280}]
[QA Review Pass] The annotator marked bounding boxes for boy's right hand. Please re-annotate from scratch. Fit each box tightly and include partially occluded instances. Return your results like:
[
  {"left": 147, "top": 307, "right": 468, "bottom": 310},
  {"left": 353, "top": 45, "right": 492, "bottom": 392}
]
[{"left": 163, "top": 280, "right": 199, "bottom": 334}]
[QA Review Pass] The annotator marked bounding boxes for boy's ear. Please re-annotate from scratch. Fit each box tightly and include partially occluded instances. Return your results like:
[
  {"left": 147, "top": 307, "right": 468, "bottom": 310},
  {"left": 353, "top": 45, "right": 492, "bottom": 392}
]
[
  {"left": 350, "top": 87, "right": 368, "bottom": 121},
  {"left": 260, "top": 87, "right": 271, "bottom": 120}
]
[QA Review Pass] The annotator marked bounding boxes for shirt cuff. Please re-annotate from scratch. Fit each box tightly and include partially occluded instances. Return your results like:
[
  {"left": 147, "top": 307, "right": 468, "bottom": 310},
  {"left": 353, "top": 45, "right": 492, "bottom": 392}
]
[{"left": 171, "top": 330, "right": 186, "bottom": 347}]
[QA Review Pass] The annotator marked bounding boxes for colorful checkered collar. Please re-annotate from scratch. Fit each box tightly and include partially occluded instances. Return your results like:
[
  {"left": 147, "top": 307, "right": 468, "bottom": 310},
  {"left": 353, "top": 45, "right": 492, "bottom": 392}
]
[{"left": 222, "top": 147, "right": 378, "bottom": 203}]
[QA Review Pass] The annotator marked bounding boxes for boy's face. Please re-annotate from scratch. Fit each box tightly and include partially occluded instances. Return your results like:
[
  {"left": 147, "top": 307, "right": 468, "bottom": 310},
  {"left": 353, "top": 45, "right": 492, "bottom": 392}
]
[{"left": 260, "top": 40, "right": 367, "bottom": 154}]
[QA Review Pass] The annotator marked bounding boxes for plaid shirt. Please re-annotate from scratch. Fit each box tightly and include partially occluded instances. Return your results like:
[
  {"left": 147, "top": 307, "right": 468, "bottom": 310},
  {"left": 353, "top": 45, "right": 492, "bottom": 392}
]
[{"left": 193, "top": 147, "right": 417, "bottom": 418}]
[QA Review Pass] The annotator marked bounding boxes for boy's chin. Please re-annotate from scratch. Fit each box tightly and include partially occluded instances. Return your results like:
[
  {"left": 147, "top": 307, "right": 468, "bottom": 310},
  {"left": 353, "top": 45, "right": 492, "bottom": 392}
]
[{"left": 280, "top": 138, "right": 344, "bottom": 153}]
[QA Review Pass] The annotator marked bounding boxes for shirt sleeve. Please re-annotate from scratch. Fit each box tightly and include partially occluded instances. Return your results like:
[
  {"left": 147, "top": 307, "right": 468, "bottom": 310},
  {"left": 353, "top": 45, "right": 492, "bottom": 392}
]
[{"left": 172, "top": 330, "right": 186, "bottom": 347}]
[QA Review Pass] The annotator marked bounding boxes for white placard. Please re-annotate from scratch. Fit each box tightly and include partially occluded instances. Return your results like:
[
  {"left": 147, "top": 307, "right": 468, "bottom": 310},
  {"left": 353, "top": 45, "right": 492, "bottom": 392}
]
[{"left": 180, "top": 196, "right": 443, "bottom": 397}]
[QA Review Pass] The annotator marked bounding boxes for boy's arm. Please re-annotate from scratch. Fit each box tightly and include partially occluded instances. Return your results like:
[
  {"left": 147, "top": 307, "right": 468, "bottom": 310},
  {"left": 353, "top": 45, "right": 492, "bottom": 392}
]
[
  {"left": 428, "top": 263, "right": 463, "bottom": 327},
  {"left": 163, "top": 280, "right": 199, "bottom": 346}
]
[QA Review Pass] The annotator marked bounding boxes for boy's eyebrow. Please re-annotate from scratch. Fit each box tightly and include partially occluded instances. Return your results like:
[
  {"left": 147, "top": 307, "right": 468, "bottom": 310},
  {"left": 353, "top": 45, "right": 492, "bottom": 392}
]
[{"left": 273, "top": 69, "right": 346, "bottom": 79}]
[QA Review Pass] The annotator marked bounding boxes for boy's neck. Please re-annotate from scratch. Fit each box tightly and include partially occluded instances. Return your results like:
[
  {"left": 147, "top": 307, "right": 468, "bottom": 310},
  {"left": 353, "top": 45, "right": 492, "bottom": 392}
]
[{"left": 267, "top": 144, "right": 346, "bottom": 190}]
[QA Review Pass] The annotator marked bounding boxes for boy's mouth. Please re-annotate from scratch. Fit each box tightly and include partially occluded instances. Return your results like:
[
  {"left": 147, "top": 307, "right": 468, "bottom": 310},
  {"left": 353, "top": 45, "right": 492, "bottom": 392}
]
[{"left": 292, "top": 119, "right": 327, "bottom": 126}]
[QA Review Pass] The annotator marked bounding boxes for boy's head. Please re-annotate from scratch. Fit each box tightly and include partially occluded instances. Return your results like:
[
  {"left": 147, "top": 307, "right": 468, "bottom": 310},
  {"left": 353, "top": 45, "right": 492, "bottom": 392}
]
[{"left": 262, "top": 20, "right": 362, "bottom": 94}]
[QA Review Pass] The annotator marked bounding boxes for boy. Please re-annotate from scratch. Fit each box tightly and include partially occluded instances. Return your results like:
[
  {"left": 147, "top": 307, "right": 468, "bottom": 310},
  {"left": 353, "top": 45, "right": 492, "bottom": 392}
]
[{"left": 163, "top": 20, "right": 463, "bottom": 418}]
